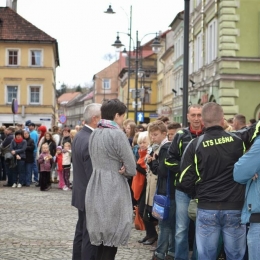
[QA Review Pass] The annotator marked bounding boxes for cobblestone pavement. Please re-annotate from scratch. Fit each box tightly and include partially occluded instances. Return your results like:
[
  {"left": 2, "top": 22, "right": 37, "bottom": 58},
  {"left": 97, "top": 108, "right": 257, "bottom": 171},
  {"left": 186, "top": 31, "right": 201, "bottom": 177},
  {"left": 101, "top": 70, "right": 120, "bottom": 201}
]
[{"left": 0, "top": 181, "right": 154, "bottom": 260}]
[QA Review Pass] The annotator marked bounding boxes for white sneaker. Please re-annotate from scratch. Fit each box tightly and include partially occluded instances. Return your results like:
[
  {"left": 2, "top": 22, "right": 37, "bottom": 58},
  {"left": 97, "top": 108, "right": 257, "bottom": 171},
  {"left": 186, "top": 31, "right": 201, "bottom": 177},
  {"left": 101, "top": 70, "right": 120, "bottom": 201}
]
[
  {"left": 63, "top": 186, "right": 68, "bottom": 191},
  {"left": 12, "top": 183, "right": 17, "bottom": 188},
  {"left": 17, "top": 183, "right": 22, "bottom": 188}
]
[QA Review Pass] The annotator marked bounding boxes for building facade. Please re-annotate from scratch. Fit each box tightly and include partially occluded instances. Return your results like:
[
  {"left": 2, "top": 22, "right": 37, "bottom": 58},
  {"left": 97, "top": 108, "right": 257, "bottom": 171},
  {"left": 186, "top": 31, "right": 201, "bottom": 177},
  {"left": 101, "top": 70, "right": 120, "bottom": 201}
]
[
  {"left": 189, "top": 0, "right": 260, "bottom": 120},
  {"left": 0, "top": 6, "right": 59, "bottom": 129},
  {"left": 93, "top": 60, "right": 119, "bottom": 104}
]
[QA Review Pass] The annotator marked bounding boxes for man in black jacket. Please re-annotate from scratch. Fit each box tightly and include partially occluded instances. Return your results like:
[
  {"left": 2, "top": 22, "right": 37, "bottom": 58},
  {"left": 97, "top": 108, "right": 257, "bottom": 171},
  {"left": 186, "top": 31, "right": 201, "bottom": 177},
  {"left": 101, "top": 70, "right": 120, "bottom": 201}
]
[
  {"left": 165, "top": 104, "right": 203, "bottom": 260},
  {"left": 2, "top": 127, "right": 15, "bottom": 187},
  {"left": 71, "top": 103, "right": 101, "bottom": 260},
  {"left": 179, "top": 102, "right": 246, "bottom": 260}
]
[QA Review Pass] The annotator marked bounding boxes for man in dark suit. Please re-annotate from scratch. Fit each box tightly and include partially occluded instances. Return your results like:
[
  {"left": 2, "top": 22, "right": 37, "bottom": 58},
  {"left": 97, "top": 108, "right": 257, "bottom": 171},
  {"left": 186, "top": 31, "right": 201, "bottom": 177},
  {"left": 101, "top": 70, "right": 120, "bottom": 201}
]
[{"left": 72, "top": 103, "right": 101, "bottom": 260}]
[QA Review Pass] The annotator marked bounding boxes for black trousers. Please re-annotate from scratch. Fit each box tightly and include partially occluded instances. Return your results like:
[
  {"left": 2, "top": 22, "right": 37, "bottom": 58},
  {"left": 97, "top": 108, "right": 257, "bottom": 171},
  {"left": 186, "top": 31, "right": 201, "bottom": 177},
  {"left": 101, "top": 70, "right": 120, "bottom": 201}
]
[
  {"left": 96, "top": 244, "right": 117, "bottom": 260},
  {"left": 39, "top": 171, "right": 50, "bottom": 191},
  {"left": 138, "top": 183, "right": 158, "bottom": 238},
  {"left": 72, "top": 209, "right": 97, "bottom": 260}
]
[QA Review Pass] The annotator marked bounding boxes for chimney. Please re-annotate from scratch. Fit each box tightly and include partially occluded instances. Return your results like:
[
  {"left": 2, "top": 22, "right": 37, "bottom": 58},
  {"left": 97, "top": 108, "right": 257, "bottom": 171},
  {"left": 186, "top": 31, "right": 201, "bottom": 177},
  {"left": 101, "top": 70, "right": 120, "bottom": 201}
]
[
  {"left": 6, "top": 0, "right": 17, "bottom": 12},
  {"left": 6, "top": 0, "right": 12, "bottom": 8},
  {"left": 12, "top": 0, "right": 17, "bottom": 12}
]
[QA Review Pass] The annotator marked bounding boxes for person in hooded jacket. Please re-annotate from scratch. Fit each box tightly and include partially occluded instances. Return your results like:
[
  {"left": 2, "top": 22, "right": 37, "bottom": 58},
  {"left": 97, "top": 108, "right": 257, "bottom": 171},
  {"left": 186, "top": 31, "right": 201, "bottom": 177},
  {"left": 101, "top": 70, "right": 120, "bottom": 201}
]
[
  {"left": 23, "top": 130, "right": 35, "bottom": 186},
  {"left": 10, "top": 130, "right": 27, "bottom": 188}
]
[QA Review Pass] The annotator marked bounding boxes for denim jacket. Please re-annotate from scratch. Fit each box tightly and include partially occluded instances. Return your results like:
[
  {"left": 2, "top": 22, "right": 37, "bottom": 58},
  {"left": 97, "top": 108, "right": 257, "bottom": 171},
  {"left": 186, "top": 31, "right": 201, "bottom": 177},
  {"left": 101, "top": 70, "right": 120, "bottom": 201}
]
[{"left": 234, "top": 135, "right": 260, "bottom": 224}]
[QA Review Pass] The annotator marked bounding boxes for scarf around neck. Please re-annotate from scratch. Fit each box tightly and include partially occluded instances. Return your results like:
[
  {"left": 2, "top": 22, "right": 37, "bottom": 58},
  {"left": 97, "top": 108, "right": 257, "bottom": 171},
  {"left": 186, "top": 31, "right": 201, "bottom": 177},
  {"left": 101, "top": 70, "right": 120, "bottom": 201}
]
[
  {"left": 98, "top": 119, "right": 121, "bottom": 129},
  {"left": 15, "top": 137, "right": 23, "bottom": 143}
]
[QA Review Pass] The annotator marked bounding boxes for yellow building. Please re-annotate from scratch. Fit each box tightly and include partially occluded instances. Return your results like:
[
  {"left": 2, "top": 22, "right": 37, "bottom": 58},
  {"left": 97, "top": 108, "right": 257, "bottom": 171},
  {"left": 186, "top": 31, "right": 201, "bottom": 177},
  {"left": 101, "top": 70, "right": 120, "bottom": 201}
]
[
  {"left": 118, "top": 41, "right": 158, "bottom": 123},
  {"left": 0, "top": 6, "right": 59, "bottom": 129}
]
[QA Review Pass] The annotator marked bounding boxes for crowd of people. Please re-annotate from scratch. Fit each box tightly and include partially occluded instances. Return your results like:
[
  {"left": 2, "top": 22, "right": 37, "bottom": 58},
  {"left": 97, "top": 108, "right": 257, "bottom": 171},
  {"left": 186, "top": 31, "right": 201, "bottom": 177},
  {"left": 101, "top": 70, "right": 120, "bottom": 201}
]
[
  {"left": 1, "top": 99, "right": 260, "bottom": 260},
  {"left": 0, "top": 121, "right": 81, "bottom": 191}
]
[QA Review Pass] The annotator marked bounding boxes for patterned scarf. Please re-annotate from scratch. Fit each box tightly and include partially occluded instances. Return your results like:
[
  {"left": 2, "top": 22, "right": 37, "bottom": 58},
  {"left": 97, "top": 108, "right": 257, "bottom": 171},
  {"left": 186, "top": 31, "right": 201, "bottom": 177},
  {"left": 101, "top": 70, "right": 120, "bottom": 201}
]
[{"left": 98, "top": 119, "right": 121, "bottom": 129}]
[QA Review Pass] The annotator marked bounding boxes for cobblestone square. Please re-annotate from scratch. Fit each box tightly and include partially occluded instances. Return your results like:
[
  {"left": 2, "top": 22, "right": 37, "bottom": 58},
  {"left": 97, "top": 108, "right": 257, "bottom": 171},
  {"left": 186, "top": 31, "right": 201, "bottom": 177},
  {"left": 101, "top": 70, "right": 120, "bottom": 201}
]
[{"left": 0, "top": 181, "right": 153, "bottom": 260}]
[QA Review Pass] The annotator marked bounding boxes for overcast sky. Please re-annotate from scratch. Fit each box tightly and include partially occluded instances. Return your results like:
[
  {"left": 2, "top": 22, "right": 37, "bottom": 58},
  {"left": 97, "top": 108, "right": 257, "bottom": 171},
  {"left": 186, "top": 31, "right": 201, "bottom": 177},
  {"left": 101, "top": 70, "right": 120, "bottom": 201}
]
[{"left": 0, "top": 0, "right": 184, "bottom": 87}]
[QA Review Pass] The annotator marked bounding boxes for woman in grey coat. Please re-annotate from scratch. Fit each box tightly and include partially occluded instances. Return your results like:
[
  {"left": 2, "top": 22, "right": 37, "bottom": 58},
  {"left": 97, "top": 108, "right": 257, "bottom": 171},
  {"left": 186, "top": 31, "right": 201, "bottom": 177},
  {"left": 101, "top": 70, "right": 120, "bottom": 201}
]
[{"left": 85, "top": 99, "right": 136, "bottom": 260}]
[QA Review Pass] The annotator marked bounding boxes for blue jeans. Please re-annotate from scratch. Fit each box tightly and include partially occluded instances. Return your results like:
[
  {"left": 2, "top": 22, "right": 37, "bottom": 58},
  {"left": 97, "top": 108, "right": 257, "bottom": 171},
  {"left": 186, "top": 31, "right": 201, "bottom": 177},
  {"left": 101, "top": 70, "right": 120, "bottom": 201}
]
[
  {"left": 196, "top": 209, "right": 246, "bottom": 260},
  {"left": 32, "top": 151, "right": 39, "bottom": 182},
  {"left": 175, "top": 189, "right": 196, "bottom": 260},
  {"left": 13, "top": 160, "right": 26, "bottom": 184},
  {"left": 247, "top": 223, "right": 260, "bottom": 260},
  {"left": 155, "top": 199, "right": 176, "bottom": 259},
  {"left": 25, "top": 162, "right": 33, "bottom": 185}
]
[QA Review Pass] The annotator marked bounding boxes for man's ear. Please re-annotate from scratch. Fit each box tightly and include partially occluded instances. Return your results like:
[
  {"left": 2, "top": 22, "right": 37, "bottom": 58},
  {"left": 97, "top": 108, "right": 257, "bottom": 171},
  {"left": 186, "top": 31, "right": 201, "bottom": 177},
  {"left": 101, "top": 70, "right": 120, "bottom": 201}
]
[{"left": 220, "top": 117, "right": 225, "bottom": 127}]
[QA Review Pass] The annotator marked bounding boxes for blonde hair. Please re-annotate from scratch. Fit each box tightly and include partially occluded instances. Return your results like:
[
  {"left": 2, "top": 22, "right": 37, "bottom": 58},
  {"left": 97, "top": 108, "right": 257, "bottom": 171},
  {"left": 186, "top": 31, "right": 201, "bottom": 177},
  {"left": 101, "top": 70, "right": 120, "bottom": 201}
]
[
  {"left": 63, "top": 142, "right": 71, "bottom": 148},
  {"left": 70, "top": 129, "right": 77, "bottom": 139},
  {"left": 41, "top": 143, "right": 49, "bottom": 150},
  {"left": 137, "top": 131, "right": 149, "bottom": 145}
]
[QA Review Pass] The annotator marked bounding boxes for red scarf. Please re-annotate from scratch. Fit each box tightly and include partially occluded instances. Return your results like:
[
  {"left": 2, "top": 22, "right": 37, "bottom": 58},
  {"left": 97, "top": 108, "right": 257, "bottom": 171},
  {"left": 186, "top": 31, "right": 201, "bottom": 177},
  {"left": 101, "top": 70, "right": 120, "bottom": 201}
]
[
  {"left": 15, "top": 137, "right": 23, "bottom": 143},
  {"left": 137, "top": 149, "right": 147, "bottom": 168},
  {"left": 189, "top": 126, "right": 203, "bottom": 136},
  {"left": 132, "top": 148, "right": 147, "bottom": 201}
]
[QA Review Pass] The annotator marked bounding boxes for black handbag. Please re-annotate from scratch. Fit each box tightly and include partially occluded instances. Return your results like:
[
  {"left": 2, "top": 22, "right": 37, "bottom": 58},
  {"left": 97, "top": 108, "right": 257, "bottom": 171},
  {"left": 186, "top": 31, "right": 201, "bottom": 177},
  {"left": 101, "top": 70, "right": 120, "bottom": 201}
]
[{"left": 152, "top": 170, "right": 171, "bottom": 221}]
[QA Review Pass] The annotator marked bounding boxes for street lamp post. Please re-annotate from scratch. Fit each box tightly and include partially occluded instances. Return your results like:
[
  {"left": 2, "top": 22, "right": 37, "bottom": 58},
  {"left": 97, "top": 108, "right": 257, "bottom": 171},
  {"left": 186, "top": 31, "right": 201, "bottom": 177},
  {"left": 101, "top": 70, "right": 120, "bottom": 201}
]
[
  {"left": 106, "top": 5, "right": 162, "bottom": 122},
  {"left": 112, "top": 32, "right": 162, "bottom": 123},
  {"left": 105, "top": 5, "right": 132, "bottom": 118},
  {"left": 182, "top": 0, "right": 190, "bottom": 127}
]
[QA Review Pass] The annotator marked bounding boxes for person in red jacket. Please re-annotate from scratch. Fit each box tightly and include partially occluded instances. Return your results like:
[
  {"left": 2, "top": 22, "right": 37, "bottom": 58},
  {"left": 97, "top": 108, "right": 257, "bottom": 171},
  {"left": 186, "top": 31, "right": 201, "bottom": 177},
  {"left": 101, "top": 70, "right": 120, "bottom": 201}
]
[{"left": 55, "top": 146, "right": 65, "bottom": 189}]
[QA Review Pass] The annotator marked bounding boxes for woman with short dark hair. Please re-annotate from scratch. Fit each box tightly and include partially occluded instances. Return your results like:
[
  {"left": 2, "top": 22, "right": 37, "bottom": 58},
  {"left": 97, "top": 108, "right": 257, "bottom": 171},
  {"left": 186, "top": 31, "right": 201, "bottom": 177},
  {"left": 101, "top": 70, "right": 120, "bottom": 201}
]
[{"left": 85, "top": 99, "right": 136, "bottom": 260}]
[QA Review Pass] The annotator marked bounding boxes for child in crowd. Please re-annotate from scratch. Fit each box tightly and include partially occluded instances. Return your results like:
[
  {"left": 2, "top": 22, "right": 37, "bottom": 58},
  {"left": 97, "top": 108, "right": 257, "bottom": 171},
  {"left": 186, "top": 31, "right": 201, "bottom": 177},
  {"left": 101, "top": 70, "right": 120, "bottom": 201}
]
[
  {"left": 132, "top": 132, "right": 140, "bottom": 161},
  {"left": 38, "top": 143, "right": 53, "bottom": 191},
  {"left": 62, "top": 142, "right": 72, "bottom": 191},
  {"left": 167, "top": 122, "right": 181, "bottom": 142},
  {"left": 147, "top": 120, "right": 175, "bottom": 260},
  {"left": 54, "top": 146, "right": 65, "bottom": 189}
]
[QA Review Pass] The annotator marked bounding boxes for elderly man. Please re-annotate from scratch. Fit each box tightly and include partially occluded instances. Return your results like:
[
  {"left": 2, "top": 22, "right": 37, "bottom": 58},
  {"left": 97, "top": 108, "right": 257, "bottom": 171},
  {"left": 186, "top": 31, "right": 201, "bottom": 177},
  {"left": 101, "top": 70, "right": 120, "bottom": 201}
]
[
  {"left": 71, "top": 103, "right": 101, "bottom": 260},
  {"left": 179, "top": 102, "right": 246, "bottom": 260}
]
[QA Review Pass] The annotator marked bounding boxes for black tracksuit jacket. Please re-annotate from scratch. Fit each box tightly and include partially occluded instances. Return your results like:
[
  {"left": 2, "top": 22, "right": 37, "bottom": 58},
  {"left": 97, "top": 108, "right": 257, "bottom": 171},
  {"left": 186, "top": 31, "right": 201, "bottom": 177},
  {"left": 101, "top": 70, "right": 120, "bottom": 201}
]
[{"left": 179, "top": 126, "right": 246, "bottom": 210}]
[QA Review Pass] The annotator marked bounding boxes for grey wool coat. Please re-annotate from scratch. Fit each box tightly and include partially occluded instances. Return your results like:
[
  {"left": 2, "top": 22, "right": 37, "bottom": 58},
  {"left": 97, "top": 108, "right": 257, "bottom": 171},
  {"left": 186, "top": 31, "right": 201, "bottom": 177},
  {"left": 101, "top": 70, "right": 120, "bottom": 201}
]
[{"left": 85, "top": 127, "right": 136, "bottom": 247}]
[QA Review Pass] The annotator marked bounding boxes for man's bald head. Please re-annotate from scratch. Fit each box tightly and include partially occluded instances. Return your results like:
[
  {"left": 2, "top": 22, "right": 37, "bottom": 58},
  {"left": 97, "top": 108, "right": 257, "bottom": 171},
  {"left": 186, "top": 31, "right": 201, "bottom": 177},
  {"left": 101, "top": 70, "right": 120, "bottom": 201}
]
[{"left": 202, "top": 102, "right": 224, "bottom": 128}]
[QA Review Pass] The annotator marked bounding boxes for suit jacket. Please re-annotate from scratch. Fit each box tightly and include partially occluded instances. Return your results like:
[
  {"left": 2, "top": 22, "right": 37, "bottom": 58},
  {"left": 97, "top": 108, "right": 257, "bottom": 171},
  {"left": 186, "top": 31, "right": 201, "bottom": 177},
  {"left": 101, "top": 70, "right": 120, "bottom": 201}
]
[{"left": 71, "top": 125, "right": 93, "bottom": 211}]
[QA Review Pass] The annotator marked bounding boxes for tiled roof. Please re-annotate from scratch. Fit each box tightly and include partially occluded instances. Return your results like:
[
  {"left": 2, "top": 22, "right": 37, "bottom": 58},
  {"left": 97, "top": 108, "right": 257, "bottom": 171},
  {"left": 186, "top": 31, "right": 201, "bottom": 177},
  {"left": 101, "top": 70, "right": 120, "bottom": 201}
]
[
  {"left": 58, "top": 92, "right": 82, "bottom": 105},
  {"left": 80, "top": 91, "right": 93, "bottom": 102},
  {"left": 0, "top": 7, "right": 56, "bottom": 42}
]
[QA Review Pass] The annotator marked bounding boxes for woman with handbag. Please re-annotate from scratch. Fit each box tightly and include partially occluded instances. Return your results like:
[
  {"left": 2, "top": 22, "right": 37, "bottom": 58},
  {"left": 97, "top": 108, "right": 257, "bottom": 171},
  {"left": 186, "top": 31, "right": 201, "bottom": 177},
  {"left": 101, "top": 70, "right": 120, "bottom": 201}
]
[{"left": 85, "top": 99, "right": 136, "bottom": 260}]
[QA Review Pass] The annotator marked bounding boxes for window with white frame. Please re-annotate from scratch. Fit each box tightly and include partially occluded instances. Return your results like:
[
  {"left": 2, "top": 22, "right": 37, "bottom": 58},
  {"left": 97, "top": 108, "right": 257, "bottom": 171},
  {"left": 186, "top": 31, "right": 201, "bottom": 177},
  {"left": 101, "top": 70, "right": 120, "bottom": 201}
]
[
  {"left": 143, "top": 87, "right": 151, "bottom": 104},
  {"left": 30, "top": 86, "right": 40, "bottom": 104},
  {"left": 206, "top": 18, "right": 218, "bottom": 64},
  {"left": 174, "top": 34, "right": 184, "bottom": 61},
  {"left": 30, "top": 50, "right": 42, "bottom": 66},
  {"left": 102, "top": 79, "right": 110, "bottom": 89},
  {"left": 8, "top": 50, "right": 19, "bottom": 65},
  {"left": 7, "top": 86, "right": 18, "bottom": 103},
  {"left": 194, "top": 32, "right": 203, "bottom": 71}
]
